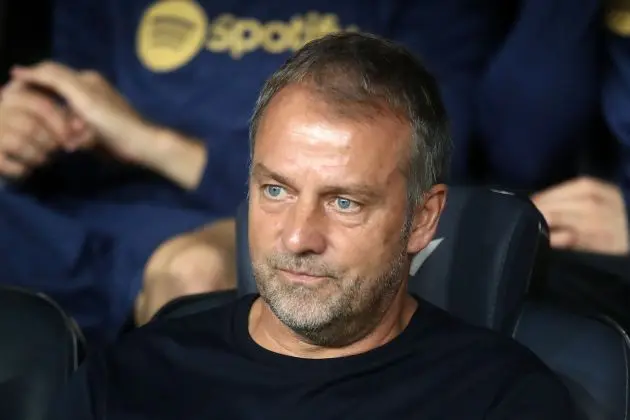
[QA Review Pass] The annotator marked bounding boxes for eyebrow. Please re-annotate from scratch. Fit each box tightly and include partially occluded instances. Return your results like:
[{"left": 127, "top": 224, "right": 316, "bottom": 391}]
[
  {"left": 250, "top": 162, "right": 382, "bottom": 201},
  {"left": 251, "top": 163, "right": 296, "bottom": 189}
]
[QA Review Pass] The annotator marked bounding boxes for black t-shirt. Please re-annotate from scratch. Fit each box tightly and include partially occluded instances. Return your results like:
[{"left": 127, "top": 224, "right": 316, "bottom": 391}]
[{"left": 47, "top": 295, "right": 574, "bottom": 420}]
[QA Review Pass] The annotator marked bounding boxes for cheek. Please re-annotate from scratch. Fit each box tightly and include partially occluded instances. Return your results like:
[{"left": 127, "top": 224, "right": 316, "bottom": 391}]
[
  {"left": 333, "top": 222, "right": 403, "bottom": 275},
  {"left": 248, "top": 207, "right": 281, "bottom": 259}
]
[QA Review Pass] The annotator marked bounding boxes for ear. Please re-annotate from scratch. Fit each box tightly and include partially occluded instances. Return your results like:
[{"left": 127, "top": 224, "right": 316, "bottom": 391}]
[{"left": 406, "top": 184, "right": 447, "bottom": 254}]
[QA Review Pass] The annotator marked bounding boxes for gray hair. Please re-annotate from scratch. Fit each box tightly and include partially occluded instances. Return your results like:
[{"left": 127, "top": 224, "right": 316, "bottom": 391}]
[{"left": 249, "top": 32, "right": 452, "bottom": 206}]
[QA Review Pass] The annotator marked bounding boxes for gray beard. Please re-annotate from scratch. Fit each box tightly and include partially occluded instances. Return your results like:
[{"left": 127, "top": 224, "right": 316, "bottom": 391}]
[{"left": 253, "top": 215, "right": 413, "bottom": 348}]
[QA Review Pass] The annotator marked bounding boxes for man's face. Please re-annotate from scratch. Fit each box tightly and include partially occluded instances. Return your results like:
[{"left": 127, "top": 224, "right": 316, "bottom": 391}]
[{"left": 248, "top": 85, "right": 439, "bottom": 345}]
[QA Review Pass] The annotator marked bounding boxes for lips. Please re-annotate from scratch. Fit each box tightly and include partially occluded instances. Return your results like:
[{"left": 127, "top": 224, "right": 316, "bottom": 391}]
[{"left": 278, "top": 269, "right": 328, "bottom": 283}]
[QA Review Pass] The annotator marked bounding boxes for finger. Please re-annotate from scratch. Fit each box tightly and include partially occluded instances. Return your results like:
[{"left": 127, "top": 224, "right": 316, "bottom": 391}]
[
  {"left": 549, "top": 229, "right": 577, "bottom": 249},
  {"left": 0, "top": 121, "right": 51, "bottom": 165},
  {"left": 64, "top": 127, "right": 95, "bottom": 152},
  {"left": 69, "top": 114, "right": 87, "bottom": 132},
  {"left": 78, "top": 70, "right": 104, "bottom": 84},
  {"left": 0, "top": 154, "right": 28, "bottom": 178},
  {"left": 64, "top": 114, "right": 91, "bottom": 150},
  {"left": 541, "top": 209, "right": 585, "bottom": 231},
  {"left": 1, "top": 79, "right": 26, "bottom": 96},
  {"left": 1, "top": 83, "right": 71, "bottom": 143},
  {"left": 11, "top": 63, "right": 91, "bottom": 111},
  {"left": 531, "top": 177, "right": 590, "bottom": 202},
  {"left": 2, "top": 134, "right": 48, "bottom": 165},
  {"left": 532, "top": 177, "right": 611, "bottom": 205},
  {"left": 30, "top": 128, "right": 57, "bottom": 155},
  {"left": 534, "top": 199, "right": 586, "bottom": 229},
  {"left": 2, "top": 110, "right": 57, "bottom": 154}
]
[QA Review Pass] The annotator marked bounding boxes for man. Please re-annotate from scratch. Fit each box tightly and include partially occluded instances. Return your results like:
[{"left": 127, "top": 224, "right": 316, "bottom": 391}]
[
  {"left": 47, "top": 33, "right": 573, "bottom": 420},
  {"left": 443, "top": 0, "right": 628, "bottom": 257},
  {"left": 0, "top": 0, "right": 435, "bottom": 343}
]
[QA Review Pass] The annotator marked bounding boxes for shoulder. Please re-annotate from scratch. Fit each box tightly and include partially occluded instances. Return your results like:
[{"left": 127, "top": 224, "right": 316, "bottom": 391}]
[
  {"left": 411, "top": 299, "right": 558, "bottom": 375},
  {"left": 84, "top": 296, "right": 252, "bottom": 395},
  {"left": 485, "top": 368, "right": 575, "bottom": 419},
  {"left": 411, "top": 301, "right": 574, "bottom": 417},
  {"left": 81, "top": 294, "right": 252, "bottom": 378},
  {"left": 122, "top": 293, "right": 252, "bottom": 349}
]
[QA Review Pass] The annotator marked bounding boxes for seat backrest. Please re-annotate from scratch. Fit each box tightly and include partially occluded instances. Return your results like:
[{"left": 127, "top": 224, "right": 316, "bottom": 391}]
[
  {"left": 236, "top": 201, "right": 255, "bottom": 296},
  {"left": 236, "top": 186, "right": 548, "bottom": 333},
  {"left": 0, "top": 286, "right": 83, "bottom": 420},
  {"left": 408, "top": 187, "right": 548, "bottom": 332},
  {"left": 513, "top": 301, "right": 630, "bottom": 420}
]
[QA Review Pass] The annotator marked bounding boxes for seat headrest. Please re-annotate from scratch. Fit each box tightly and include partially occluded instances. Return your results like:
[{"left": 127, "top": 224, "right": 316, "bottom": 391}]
[
  {"left": 236, "top": 187, "right": 548, "bottom": 333},
  {"left": 236, "top": 202, "right": 255, "bottom": 297},
  {"left": 409, "top": 187, "right": 549, "bottom": 332}
]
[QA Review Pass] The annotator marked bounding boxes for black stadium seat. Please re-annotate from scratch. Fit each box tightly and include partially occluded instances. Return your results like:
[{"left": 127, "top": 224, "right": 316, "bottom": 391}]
[
  {"left": 514, "top": 302, "right": 629, "bottom": 420},
  {"left": 0, "top": 286, "right": 84, "bottom": 420}
]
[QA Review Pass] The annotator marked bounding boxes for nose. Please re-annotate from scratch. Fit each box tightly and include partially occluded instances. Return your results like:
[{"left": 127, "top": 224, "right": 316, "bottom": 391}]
[{"left": 281, "top": 199, "right": 327, "bottom": 255}]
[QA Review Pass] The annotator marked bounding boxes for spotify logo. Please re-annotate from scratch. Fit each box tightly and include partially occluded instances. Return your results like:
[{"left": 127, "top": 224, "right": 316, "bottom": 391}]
[
  {"left": 137, "top": 1, "right": 208, "bottom": 72},
  {"left": 607, "top": 9, "right": 630, "bottom": 36},
  {"left": 136, "top": 2, "right": 360, "bottom": 72}
]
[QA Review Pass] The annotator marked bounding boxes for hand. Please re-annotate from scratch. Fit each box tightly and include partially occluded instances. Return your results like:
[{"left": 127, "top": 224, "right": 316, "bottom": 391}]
[
  {"left": 10, "top": 62, "right": 152, "bottom": 164},
  {"left": 0, "top": 79, "right": 92, "bottom": 178},
  {"left": 11, "top": 62, "right": 207, "bottom": 188},
  {"left": 532, "top": 177, "right": 629, "bottom": 255}
]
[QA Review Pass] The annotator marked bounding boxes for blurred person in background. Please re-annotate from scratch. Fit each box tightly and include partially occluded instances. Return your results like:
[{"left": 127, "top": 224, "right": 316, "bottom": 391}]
[
  {"left": 0, "top": 0, "right": 446, "bottom": 344},
  {"left": 409, "top": 0, "right": 630, "bottom": 325}
]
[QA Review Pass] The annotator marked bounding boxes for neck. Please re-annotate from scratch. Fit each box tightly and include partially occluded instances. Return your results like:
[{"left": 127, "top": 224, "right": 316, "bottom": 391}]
[{"left": 248, "top": 287, "right": 417, "bottom": 359}]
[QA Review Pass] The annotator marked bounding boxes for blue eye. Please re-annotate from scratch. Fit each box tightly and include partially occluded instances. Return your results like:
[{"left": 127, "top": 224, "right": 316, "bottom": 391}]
[
  {"left": 263, "top": 185, "right": 286, "bottom": 200},
  {"left": 334, "top": 197, "right": 357, "bottom": 212}
]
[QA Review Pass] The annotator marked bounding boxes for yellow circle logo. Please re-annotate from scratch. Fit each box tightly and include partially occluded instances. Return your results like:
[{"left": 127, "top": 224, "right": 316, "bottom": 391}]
[
  {"left": 136, "top": 1, "right": 208, "bottom": 72},
  {"left": 608, "top": 9, "right": 630, "bottom": 36}
]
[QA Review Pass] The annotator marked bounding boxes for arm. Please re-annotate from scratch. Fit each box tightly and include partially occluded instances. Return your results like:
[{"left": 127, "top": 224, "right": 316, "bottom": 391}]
[
  {"left": 52, "top": 1, "right": 211, "bottom": 195},
  {"left": 0, "top": 0, "right": 114, "bottom": 182},
  {"left": 476, "top": 0, "right": 602, "bottom": 189},
  {"left": 10, "top": 61, "right": 243, "bottom": 210},
  {"left": 104, "top": 122, "right": 208, "bottom": 191},
  {"left": 52, "top": 0, "right": 240, "bottom": 206},
  {"left": 390, "top": 0, "right": 601, "bottom": 189},
  {"left": 143, "top": 125, "right": 248, "bottom": 210},
  {"left": 485, "top": 371, "right": 576, "bottom": 420}
]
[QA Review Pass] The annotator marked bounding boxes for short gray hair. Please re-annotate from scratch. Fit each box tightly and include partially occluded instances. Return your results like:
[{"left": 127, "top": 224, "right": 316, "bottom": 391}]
[{"left": 249, "top": 32, "right": 452, "bottom": 206}]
